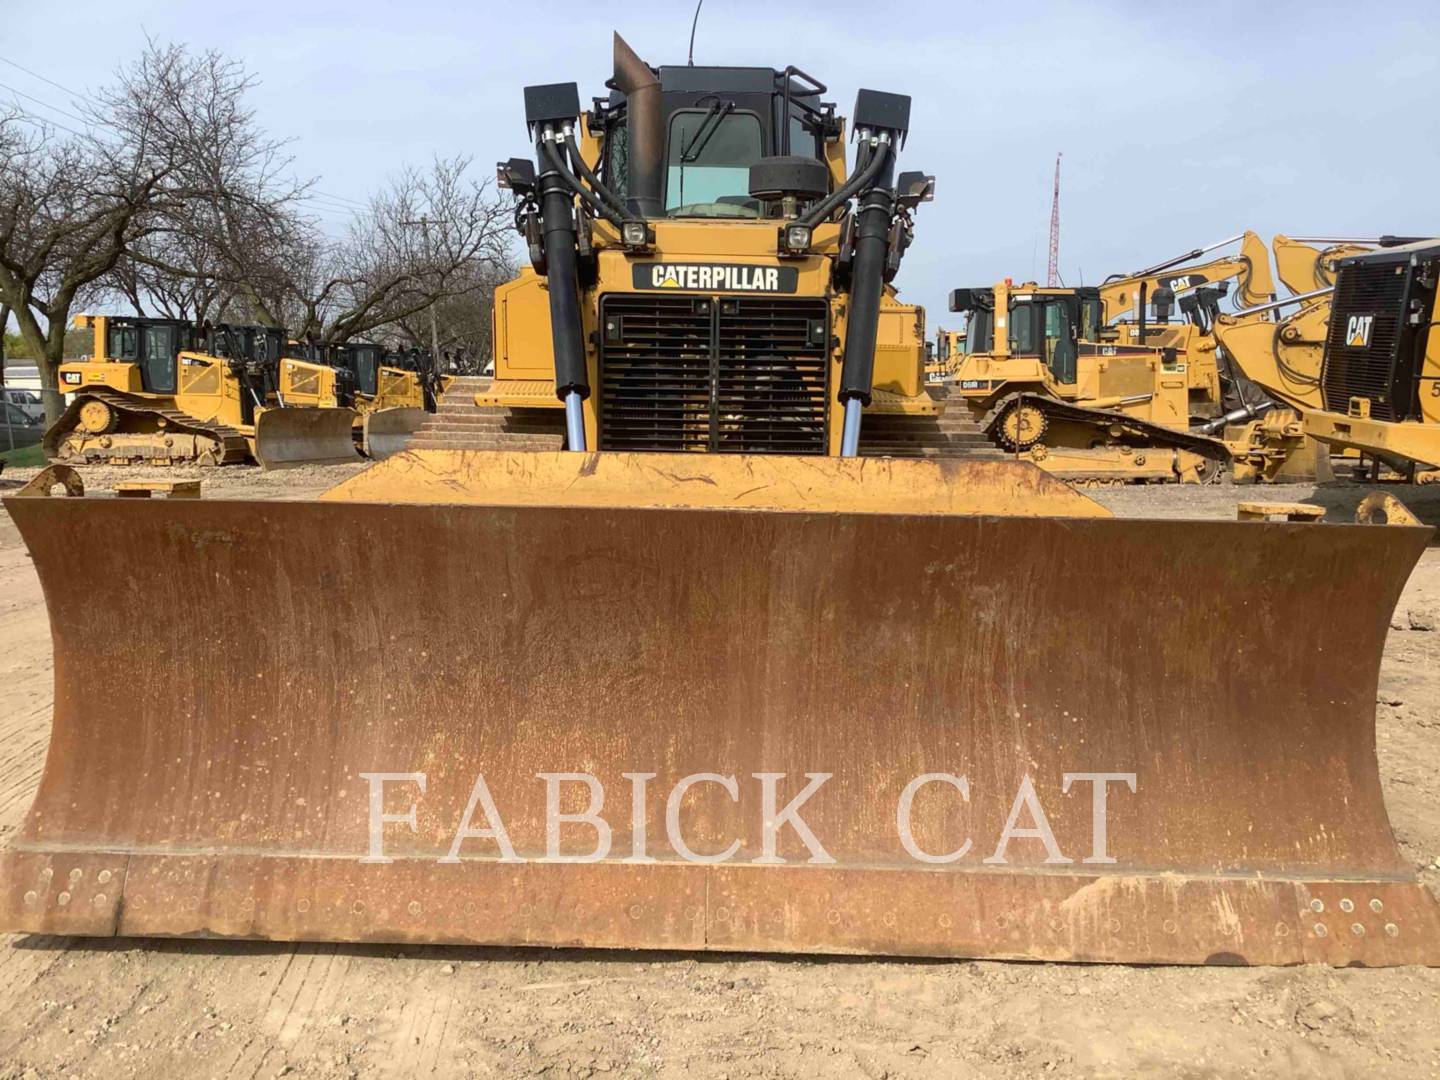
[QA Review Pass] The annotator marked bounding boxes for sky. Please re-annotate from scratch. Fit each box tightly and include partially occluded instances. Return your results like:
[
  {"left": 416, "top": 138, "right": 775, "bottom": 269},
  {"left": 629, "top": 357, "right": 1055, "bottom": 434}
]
[{"left": 3, "top": 0, "right": 1438, "bottom": 329}]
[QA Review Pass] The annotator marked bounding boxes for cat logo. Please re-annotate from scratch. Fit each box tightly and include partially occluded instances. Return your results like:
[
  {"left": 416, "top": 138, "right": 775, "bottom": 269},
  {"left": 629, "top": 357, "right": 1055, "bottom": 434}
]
[
  {"left": 632, "top": 263, "right": 799, "bottom": 293},
  {"left": 1160, "top": 273, "right": 1205, "bottom": 294},
  {"left": 1345, "top": 314, "right": 1375, "bottom": 348}
]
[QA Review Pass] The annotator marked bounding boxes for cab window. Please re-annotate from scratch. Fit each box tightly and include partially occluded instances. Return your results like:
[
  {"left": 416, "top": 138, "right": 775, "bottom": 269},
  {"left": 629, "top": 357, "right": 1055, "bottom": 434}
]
[
  {"left": 666, "top": 110, "right": 763, "bottom": 217},
  {"left": 108, "top": 325, "right": 138, "bottom": 360},
  {"left": 964, "top": 310, "right": 993, "bottom": 354},
  {"left": 1008, "top": 301, "right": 1037, "bottom": 354}
]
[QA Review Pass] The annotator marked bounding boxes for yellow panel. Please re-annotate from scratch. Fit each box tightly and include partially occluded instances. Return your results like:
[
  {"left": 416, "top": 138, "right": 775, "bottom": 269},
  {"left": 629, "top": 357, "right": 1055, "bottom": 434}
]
[
  {"left": 475, "top": 379, "right": 563, "bottom": 409},
  {"left": 322, "top": 450, "right": 1108, "bottom": 518}
]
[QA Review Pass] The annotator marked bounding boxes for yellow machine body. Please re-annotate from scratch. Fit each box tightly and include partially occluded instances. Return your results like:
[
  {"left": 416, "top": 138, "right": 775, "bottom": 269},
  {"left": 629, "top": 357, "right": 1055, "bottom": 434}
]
[
  {"left": 1218, "top": 240, "right": 1440, "bottom": 476},
  {"left": 484, "top": 221, "right": 941, "bottom": 452}
]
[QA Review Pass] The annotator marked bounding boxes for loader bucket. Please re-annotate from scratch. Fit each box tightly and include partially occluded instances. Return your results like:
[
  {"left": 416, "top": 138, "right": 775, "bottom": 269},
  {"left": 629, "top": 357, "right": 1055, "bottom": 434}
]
[
  {"left": 361, "top": 406, "right": 427, "bottom": 460},
  {"left": 2, "top": 450, "right": 1438, "bottom": 966},
  {"left": 253, "top": 407, "right": 363, "bottom": 469}
]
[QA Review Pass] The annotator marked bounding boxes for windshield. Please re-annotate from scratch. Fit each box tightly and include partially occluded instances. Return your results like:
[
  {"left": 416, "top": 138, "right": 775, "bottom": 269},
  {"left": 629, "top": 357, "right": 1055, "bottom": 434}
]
[{"left": 666, "top": 109, "right": 762, "bottom": 218}]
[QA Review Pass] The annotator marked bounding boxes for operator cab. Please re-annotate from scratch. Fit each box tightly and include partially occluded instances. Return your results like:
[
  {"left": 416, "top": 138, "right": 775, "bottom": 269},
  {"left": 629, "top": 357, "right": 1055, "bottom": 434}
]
[
  {"left": 950, "top": 286, "right": 1104, "bottom": 386},
  {"left": 102, "top": 317, "right": 204, "bottom": 394},
  {"left": 595, "top": 65, "right": 839, "bottom": 219}
]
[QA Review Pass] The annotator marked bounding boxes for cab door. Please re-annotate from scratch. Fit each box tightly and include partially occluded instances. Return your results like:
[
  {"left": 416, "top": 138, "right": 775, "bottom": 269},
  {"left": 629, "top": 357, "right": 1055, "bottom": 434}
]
[
  {"left": 1042, "top": 300, "right": 1077, "bottom": 385},
  {"left": 139, "top": 324, "right": 178, "bottom": 393}
]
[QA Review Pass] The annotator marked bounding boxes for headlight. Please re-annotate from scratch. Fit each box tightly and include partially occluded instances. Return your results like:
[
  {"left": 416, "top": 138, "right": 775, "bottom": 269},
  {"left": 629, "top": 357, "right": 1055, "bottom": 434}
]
[
  {"left": 782, "top": 224, "right": 812, "bottom": 253},
  {"left": 621, "top": 221, "right": 650, "bottom": 247}
]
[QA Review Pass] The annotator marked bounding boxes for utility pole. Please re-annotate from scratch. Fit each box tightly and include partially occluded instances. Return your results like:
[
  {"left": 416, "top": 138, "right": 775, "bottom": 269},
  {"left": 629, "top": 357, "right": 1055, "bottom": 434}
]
[
  {"left": 399, "top": 217, "right": 443, "bottom": 373},
  {"left": 1046, "top": 153, "right": 1061, "bottom": 288}
]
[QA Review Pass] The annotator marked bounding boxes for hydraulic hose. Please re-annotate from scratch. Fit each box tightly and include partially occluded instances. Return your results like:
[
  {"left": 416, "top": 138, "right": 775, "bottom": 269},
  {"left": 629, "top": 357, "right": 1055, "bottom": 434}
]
[
  {"left": 564, "top": 133, "right": 630, "bottom": 222},
  {"left": 797, "top": 138, "right": 891, "bottom": 229},
  {"left": 540, "top": 138, "right": 624, "bottom": 229}
]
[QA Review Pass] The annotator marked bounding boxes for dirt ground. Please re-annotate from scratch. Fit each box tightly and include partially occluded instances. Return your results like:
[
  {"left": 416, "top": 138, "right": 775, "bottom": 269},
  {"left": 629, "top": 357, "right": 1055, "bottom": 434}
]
[{"left": 0, "top": 464, "right": 1438, "bottom": 1079}]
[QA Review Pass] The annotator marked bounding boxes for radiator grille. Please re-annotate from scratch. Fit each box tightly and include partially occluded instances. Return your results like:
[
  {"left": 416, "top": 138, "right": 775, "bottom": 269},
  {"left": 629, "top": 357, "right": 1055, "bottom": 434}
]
[
  {"left": 599, "top": 294, "right": 829, "bottom": 453},
  {"left": 1321, "top": 259, "right": 1415, "bottom": 420}
]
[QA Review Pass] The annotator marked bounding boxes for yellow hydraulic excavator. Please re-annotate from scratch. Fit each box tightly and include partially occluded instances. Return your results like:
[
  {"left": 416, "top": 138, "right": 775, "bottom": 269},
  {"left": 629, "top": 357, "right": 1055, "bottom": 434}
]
[
  {"left": 939, "top": 232, "right": 1323, "bottom": 483},
  {"left": 2, "top": 36, "right": 1436, "bottom": 968},
  {"left": 44, "top": 316, "right": 362, "bottom": 468},
  {"left": 1217, "top": 239, "right": 1440, "bottom": 479},
  {"left": 1271, "top": 235, "right": 1424, "bottom": 295}
]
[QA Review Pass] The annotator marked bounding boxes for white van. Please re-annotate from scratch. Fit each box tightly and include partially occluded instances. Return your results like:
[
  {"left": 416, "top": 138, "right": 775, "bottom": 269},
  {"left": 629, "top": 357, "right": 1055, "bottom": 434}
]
[{"left": 2, "top": 387, "right": 45, "bottom": 422}]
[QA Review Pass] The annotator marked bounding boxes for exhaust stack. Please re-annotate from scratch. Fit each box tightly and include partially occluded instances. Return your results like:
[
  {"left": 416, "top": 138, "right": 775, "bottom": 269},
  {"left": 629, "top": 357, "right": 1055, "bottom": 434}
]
[{"left": 613, "top": 34, "right": 664, "bottom": 219}]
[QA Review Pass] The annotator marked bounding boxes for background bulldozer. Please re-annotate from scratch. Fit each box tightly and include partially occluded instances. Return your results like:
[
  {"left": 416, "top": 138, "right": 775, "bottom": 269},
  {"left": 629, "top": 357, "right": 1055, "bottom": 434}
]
[
  {"left": 941, "top": 234, "right": 1332, "bottom": 483},
  {"left": 284, "top": 341, "right": 443, "bottom": 459},
  {"left": 2, "top": 35, "right": 1437, "bottom": 969},
  {"left": 45, "top": 315, "right": 361, "bottom": 468}
]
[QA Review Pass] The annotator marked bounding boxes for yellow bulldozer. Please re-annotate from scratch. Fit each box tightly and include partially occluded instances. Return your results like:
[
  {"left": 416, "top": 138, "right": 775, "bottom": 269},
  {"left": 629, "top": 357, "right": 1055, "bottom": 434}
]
[
  {"left": 1, "top": 35, "right": 1436, "bottom": 968},
  {"left": 941, "top": 234, "right": 1332, "bottom": 483},
  {"left": 1217, "top": 238, "right": 1440, "bottom": 480},
  {"left": 45, "top": 315, "right": 362, "bottom": 468},
  {"left": 283, "top": 341, "right": 445, "bottom": 459}
]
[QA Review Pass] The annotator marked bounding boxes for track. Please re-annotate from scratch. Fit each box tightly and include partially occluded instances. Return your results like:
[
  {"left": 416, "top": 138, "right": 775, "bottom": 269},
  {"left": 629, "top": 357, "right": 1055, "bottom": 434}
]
[
  {"left": 43, "top": 388, "right": 252, "bottom": 466},
  {"left": 408, "top": 377, "right": 1003, "bottom": 458},
  {"left": 980, "top": 392, "right": 1233, "bottom": 484}
]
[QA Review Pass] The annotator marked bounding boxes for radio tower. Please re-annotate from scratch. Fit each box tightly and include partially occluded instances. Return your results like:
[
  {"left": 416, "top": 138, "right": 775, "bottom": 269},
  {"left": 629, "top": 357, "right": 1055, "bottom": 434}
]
[{"left": 1046, "top": 153, "right": 1061, "bottom": 287}]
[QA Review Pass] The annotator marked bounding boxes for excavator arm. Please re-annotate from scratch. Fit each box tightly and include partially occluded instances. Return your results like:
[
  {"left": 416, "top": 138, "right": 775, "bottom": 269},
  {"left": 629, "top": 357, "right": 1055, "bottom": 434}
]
[
  {"left": 1100, "top": 231, "right": 1276, "bottom": 324},
  {"left": 1271, "top": 235, "right": 1422, "bottom": 295}
]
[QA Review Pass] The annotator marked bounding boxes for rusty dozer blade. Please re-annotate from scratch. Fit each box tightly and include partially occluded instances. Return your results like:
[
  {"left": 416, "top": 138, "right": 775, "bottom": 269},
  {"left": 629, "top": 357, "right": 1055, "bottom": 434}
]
[
  {"left": 253, "top": 406, "right": 363, "bottom": 469},
  {"left": 2, "top": 450, "right": 1438, "bottom": 966},
  {"left": 361, "top": 406, "right": 427, "bottom": 460}
]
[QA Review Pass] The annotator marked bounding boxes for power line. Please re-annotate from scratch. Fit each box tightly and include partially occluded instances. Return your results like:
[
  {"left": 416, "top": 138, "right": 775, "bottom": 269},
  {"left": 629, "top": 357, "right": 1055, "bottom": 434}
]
[
  {"left": 0, "top": 79, "right": 92, "bottom": 128},
  {"left": 312, "top": 189, "right": 367, "bottom": 208},
  {"left": 3, "top": 54, "right": 373, "bottom": 215},
  {"left": 0, "top": 55, "right": 89, "bottom": 102},
  {"left": 3, "top": 104, "right": 87, "bottom": 140}
]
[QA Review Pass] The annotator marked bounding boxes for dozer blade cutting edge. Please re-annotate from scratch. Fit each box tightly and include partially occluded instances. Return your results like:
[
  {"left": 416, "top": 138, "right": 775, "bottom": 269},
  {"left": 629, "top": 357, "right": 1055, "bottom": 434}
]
[
  {"left": 361, "top": 406, "right": 428, "bottom": 460},
  {"left": 253, "top": 406, "right": 363, "bottom": 469},
  {"left": 2, "top": 451, "right": 1437, "bottom": 967}
]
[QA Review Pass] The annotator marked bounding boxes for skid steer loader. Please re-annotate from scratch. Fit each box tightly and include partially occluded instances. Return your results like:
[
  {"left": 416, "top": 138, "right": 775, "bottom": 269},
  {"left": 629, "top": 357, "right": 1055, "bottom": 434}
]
[
  {"left": 45, "top": 316, "right": 361, "bottom": 469},
  {"left": 1, "top": 36, "right": 1436, "bottom": 967}
]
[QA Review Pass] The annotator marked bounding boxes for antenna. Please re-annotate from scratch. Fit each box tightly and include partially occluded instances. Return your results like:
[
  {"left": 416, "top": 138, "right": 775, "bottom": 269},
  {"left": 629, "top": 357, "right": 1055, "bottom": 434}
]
[
  {"left": 1046, "top": 152, "right": 1061, "bottom": 287},
  {"left": 687, "top": 0, "right": 705, "bottom": 65}
]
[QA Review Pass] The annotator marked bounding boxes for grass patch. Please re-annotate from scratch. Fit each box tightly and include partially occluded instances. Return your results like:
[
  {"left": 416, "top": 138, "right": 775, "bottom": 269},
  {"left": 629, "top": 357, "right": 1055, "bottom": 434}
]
[{"left": 0, "top": 444, "right": 47, "bottom": 467}]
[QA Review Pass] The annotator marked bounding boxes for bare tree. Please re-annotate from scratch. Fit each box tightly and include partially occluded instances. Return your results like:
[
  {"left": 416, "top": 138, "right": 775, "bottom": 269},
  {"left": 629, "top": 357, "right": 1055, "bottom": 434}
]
[
  {"left": 0, "top": 44, "right": 304, "bottom": 420},
  {"left": 294, "top": 157, "right": 513, "bottom": 346}
]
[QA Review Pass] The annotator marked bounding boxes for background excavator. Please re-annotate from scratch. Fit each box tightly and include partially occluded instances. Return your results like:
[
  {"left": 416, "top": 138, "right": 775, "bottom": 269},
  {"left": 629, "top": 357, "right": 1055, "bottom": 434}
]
[
  {"left": 940, "top": 233, "right": 1328, "bottom": 482},
  {"left": 1, "top": 35, "right": 1435, "bottom": 969},
  {"left": 1217, "top": 238, "right": 1440, "bottom": 480},
  {"left": 44, "top": 315, "right": 361, "bottom": 468}
]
